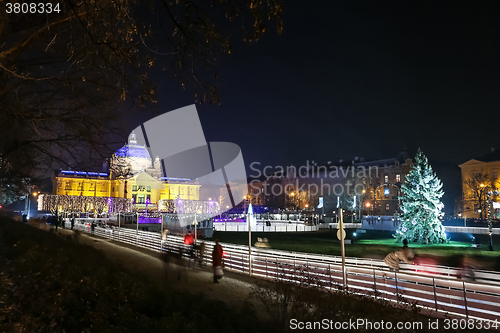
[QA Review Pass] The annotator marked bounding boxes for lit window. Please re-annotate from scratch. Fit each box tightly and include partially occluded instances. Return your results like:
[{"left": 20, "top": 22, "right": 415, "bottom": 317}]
[
  {"left": 147, "top": 186, "right": 151, "bottom": 192},
  {"left": 132, "top": 185, "right": 137, "bottom": 191},
  {"left": 138, "top": 194, "right": 145, "bottom": 204},
  {"left": 386, "top": 203, "right": 390, "bottom": 211},
  {"left": 146, "top": 194, "right": 151, "bottom": 201},
  {"left": 396, "top": 174, "right": 401, "bottom": 182},
  {"left": 384, "top": 175, "right": 388, "bottom": 183}
]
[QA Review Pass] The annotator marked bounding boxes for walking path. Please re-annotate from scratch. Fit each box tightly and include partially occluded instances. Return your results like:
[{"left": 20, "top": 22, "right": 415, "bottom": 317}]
[{"left": 55, "top": 228, "right": 269, "bottom": 319}]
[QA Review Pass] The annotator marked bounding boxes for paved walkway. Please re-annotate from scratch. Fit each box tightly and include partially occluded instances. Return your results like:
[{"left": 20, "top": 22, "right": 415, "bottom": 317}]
[{"left": 55, "top": 228, "right": 269, "bottom": 319}]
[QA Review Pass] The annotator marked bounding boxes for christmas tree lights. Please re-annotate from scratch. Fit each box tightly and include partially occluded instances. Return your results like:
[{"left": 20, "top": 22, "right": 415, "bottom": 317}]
[{"left": 395, "top": 149, "right": 448, "bottom": 244}]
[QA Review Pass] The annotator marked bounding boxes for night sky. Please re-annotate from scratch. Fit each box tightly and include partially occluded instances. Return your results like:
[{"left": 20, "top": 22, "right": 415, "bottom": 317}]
[{"left": 132, "top": 1, "right": 500, "bottom": 171}]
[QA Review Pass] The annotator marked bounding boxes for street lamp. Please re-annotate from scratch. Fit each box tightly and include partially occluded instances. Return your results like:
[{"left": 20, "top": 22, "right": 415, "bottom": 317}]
[
  {"left": 479, "top": 184, "right": 486, "bottom": 218},
  {"left": 458, "top": 212, "right": 466, "bottom": 227},
  {"left": 359, "top": 189, "right": 366, "bottom": 220},
  {"left": 486, "top": 190, "right": 499, "bottom": 251}
]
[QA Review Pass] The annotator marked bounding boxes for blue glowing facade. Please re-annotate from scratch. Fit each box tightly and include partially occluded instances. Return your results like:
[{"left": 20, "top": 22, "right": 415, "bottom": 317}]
[{"left": 115, "top": 144, "right": 151, "bottom": 159}]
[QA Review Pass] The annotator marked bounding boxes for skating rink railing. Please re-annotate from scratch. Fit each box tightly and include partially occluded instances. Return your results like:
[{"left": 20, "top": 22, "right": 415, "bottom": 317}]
[{"left": 68, "top": 222, "right": 500, "bottom": 323}]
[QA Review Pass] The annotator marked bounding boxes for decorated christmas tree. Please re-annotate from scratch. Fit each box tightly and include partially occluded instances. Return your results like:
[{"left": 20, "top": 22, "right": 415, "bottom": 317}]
[{"left": 396, "top": 149, "right": 448, "bottom": 244}]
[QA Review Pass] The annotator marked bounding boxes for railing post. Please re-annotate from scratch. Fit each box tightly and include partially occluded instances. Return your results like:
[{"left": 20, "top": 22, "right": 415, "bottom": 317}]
[
  {"left": 433, "top": 278, "right": 438, "bottom": 311},
  {"left": 294, "top": 259, "right": 296, "bottom": 283},
  {"left": 329, "top": 264, "right": 332, "bottom": 290},
  {"left": 395, "top": 272, "right": 398, "bottom": 303},
  {"left": 345, "top": 268, "right": 348, "bottom": 291},
  {"left": 373, "top": 269, "right": 377, "bottom": 299},
  {"left": 307, "top": 260, "right": 309, "bottom": 282},
  {"left": 266, "top": 257, "right": 268, "bottom": 278},
  {"left": 463, "top": 281, "right": 468, "bottom": 319}
]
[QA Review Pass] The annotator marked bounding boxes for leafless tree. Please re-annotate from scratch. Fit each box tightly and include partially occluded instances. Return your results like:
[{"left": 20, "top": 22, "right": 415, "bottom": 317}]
[
  {"left": 0, "top": 0, "right": 283, "bottom": 202},
  {"left": 463, "top": 172, "right": 492, "bottom": 218}
]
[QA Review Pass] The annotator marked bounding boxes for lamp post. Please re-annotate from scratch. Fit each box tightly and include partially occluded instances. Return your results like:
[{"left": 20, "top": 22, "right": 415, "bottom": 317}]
[
  {"left": 118, "top": 212, "right": 121, "bottom": 242},
  {"left": 359, "top": 189, "right": 365, "bottom": 221},
  {"left": 247, "top": 206, "right": 252, "bottom": 276},
  {"left": 135, "top": 201, "right": 139, "bottom": 235},
  {"left": 487, "top": 190, "right": 500, "bottom": 251},
  {"left": 479, "top": 183, "right": 488, "bottom": 219},
  {"left": 337, "top": 208, "right": 346, "bottom": 289},
  {"left": 458, "top": 212, "right": 466, "bottom": 227},
  {"left": 193, "top": 213, "right": 198, "bottom": 245}
]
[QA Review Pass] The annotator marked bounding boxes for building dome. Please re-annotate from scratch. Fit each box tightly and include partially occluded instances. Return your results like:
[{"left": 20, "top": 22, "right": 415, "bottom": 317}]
[
  {"left": 112, "top": 132, "right": 154, "bottom": 175},
  {"left": 115, "top": 133, "right": 151, "bottom": 160}
]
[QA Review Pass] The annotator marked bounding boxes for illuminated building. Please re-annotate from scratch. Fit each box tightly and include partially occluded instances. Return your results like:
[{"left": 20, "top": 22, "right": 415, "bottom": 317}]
[
  {"left": 52, "top": 132, "right": 201, "bottom": 211},
  {"left": 354, "top": 151, "right": 413, "bottom": 216},
  {"left": 459, "top": 148, "right": 500, "bottom": 218}
]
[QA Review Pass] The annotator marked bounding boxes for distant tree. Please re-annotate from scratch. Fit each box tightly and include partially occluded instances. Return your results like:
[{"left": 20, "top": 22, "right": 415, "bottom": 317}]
[
  {"left": 396, "top": 149, "right": 447, "bottom": 244},
  {"left": 0, "top": 0, "right": 283, "bottom": 201},
  {"left": 463, "top": 173, "right": 492, "bottom": 218}
]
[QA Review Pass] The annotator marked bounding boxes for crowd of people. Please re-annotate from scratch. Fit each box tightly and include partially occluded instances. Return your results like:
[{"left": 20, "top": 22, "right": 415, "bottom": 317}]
[{"left": 183, "top": 230, "right": 224, "bottom": 283}]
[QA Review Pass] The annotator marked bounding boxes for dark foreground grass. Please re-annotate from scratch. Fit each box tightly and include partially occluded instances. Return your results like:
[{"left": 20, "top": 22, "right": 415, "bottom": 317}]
[
  {"left": 1, "top": 218, "right": 493, "bottom": 333},
  {"left": 0, "top": 218, "right": 264, "bottom": 333},
  {"left": 214, "top": 229, "right": 500, "bottom": 270}
]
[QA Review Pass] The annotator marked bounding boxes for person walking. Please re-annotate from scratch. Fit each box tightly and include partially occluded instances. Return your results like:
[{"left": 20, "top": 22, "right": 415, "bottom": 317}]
[
  {"left": 197, "top": 242, "right": 206, "bottom": 268},
  {"left": 70, "top": 217, "right": 75, "bottom": 230},
  {"left": 183, "top": 230, "right": 195, "bottom": 266},
  {"left": 91, "top": 221, "right": 96, "bottom": 235},
  {"left": 384, "top": 239, "right": 413, "bottom": 271},
  {"left": 212, "top": 240, "right": 224, "bottom": 283}
]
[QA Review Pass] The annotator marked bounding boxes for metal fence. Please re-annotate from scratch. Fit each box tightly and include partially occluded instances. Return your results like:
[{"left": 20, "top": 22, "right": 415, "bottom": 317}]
[
  {"left": 445, "top": 226, "right": 500, "bottom": 235},
  {"left": 213, "top": 221, "right": 318, "bottom": 232},
  {"left": 67, "top": 221, "right": 500, "bottom": 323}
]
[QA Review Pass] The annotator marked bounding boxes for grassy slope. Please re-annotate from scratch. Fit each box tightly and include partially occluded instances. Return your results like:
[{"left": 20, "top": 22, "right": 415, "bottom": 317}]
[{"left": 0, "top": 218, "right": 263, "bottom": 333}]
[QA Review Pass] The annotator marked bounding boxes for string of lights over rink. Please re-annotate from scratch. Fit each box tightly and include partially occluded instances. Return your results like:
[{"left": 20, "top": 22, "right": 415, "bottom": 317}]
[
  {"left": 38, "top": 194, "right": 221, "bottom": 215},
  {"left": 66, "top": 220, "right": 500, "bottom": 324}
]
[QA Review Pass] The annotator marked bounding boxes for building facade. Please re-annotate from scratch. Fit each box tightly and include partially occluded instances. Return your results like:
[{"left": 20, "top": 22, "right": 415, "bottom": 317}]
[
  {"left": 244, "top": 152, "right": 413, "bottom": 216},
  {"left": 354, "top": 151, "right": 413, "bottom": 216},
  {"left": 459, "top": 148, "right": 500, "bottom": 218},
  {"left": 52, "top": 133, "right": 201, "bottom": 211}
]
